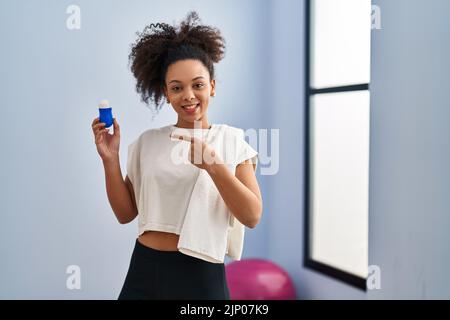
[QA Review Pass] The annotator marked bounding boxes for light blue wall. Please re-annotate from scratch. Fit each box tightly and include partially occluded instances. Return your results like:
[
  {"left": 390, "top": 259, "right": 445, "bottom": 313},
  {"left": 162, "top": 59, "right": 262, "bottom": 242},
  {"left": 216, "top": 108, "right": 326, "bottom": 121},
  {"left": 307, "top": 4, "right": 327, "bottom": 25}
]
[
  {"left": 0, "top": 0, "right": 269, "bottom": 299},
  {"left": 368, "top": 0, "right": 450, "bottom": 299}
]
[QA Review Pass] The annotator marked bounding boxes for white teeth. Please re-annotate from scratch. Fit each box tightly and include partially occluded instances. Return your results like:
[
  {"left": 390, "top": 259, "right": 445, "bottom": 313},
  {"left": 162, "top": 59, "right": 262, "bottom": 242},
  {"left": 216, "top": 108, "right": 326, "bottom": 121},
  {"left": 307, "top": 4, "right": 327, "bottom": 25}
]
[{"left": 183, "top": 104, "right": 198, "bottom": 110}]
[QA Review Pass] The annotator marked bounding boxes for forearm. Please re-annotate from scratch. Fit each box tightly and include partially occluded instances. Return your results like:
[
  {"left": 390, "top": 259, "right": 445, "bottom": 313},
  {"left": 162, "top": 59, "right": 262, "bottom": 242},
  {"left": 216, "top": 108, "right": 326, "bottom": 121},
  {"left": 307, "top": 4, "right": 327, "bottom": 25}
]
[
  {"left": 102, "top": 156, "right": 137, "bottom": 224},
  {"left": 206, "top": 163, "right": 262, "bottom": 229}
]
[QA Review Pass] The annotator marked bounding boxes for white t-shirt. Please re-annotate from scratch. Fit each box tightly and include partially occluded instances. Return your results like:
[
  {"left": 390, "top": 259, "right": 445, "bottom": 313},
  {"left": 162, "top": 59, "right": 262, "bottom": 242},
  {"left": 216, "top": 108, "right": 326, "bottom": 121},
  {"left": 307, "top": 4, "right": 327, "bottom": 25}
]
[{"left": 126, "top": 123, "right": 258, "bottom": 238}]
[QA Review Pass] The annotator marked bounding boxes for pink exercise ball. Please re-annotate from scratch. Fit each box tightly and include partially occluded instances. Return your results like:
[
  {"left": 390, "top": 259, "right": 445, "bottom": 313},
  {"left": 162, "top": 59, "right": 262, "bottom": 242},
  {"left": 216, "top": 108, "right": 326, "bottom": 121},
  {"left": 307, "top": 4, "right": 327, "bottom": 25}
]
[{"left": 225, "top": 258, "right": 297, "bottom": 300}]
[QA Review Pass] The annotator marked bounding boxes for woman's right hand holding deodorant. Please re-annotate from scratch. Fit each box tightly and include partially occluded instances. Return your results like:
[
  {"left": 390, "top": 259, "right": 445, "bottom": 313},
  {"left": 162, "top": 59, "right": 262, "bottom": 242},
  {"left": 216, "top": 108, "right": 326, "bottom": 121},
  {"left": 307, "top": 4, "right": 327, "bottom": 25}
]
[
  {"left": 92, "top": 102, "right": 138, "bottom": 225},
  {"left": 91, "top": 116, "right": 121, "bottom": 163}
]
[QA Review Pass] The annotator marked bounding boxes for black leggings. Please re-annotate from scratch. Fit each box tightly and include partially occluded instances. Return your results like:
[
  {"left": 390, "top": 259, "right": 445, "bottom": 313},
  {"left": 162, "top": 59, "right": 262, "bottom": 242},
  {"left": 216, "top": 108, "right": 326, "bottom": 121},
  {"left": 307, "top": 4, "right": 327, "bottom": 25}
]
[{"left": 118, "top": 238, "right": 230, "bottom": 300}]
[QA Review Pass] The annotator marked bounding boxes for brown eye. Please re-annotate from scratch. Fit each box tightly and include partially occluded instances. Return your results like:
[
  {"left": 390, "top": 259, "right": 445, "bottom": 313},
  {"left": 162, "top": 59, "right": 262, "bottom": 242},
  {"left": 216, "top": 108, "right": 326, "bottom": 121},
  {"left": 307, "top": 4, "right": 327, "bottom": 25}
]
[{"left": 195, "top": 83, "right": 204, "bottom": 89}]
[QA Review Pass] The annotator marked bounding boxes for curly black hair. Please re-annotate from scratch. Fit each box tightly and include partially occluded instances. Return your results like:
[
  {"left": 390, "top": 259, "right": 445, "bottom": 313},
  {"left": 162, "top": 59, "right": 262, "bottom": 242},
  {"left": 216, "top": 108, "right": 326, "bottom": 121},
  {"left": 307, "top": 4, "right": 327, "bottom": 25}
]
[{"left": 128, "top": 11, "right": 226, "bottom": 114}]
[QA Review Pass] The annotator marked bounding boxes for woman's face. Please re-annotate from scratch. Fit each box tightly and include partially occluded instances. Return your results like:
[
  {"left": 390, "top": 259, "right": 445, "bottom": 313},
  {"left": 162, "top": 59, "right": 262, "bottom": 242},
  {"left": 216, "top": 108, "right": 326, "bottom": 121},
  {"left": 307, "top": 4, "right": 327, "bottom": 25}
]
[{"left": 164, "top": 59, "right": 215, "bottom": 129}]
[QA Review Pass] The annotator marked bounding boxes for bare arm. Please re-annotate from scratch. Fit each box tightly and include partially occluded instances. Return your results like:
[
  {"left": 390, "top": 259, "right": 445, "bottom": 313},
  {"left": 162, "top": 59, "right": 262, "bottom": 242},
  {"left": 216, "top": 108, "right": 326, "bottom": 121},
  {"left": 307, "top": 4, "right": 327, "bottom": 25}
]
[
  {"left": 103, "top": 156, "right": 138, "bottom": 224},
  {"left": 92, "top": 117, "right": 138, "bottom": 225},
  {"left": 207, "top": 159, "right": 262, "bottom": 229}
]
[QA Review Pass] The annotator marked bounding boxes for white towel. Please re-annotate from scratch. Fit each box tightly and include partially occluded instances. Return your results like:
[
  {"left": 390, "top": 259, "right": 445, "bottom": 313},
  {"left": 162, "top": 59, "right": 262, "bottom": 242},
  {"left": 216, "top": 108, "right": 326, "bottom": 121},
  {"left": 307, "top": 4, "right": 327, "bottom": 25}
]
[{"left": 176, "top": 125, "right": 247, "bottom": 264}]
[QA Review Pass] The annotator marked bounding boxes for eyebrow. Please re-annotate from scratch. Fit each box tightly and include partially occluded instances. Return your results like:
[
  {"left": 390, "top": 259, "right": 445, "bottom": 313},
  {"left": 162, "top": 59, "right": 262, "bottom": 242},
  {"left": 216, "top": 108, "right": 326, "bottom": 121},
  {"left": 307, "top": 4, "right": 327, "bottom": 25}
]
[{"left": 168, "top": 76, "right": 205, "bottom": 85}]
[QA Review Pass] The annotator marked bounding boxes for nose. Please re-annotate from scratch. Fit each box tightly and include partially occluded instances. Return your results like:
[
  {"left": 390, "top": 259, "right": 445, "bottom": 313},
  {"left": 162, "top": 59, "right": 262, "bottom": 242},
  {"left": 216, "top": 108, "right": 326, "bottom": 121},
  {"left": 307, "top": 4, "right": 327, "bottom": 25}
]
[{"left": 182, "top": 88, "right": 196, "bottom": 102}]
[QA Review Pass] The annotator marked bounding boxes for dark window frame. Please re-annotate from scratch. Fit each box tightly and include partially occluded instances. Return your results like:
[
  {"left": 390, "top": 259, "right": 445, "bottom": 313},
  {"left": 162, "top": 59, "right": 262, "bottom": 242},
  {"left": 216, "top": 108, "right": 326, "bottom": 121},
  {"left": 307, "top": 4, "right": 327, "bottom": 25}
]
[{"left": 303, "top": 0, "right": 369, "bottom": 291}]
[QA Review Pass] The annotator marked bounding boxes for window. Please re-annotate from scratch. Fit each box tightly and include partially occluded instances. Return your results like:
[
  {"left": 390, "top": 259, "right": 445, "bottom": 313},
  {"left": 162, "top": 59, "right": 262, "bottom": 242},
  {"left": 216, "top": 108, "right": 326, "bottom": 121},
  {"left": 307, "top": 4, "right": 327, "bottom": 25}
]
[{"left": 304, "top": 0, "right": 371, "bottom": 290}]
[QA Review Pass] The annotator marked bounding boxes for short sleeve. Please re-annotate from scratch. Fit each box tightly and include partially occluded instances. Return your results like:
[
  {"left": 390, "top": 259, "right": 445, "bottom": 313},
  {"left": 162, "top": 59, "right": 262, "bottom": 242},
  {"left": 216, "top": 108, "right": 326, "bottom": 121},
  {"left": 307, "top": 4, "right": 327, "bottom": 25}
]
[
  {"left": 126, "top": 139, "right": 140, "bottom": 187},
  {"left": 235, "top": 128, "right": 258, "bottom": 171}
]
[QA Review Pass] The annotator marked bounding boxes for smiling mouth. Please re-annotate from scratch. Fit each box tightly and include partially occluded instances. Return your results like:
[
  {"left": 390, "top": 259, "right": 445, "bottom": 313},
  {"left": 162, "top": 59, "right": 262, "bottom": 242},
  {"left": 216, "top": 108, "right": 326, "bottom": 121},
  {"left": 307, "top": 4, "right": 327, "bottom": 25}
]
[
  {"left": 182, "top": 103, "right": 200, "bottom": 110},
  {"left": 182, "top": 103, "right": 200, "bottom": 114}
]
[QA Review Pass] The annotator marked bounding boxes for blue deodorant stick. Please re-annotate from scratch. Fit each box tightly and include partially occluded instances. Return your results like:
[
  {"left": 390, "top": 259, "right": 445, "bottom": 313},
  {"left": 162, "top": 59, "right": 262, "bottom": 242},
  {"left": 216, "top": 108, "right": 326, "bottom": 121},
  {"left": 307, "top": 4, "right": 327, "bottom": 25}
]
[{"left": 98, "top": 100, "right": 113, "bottom": 128}]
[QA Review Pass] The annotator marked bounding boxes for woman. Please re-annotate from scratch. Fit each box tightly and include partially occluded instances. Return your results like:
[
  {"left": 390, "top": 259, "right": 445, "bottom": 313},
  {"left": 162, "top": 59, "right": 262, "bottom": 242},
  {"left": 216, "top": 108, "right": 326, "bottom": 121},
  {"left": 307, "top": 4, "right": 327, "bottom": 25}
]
[{"left": 91, "top": 11, "right": 262, "bottom": 300}]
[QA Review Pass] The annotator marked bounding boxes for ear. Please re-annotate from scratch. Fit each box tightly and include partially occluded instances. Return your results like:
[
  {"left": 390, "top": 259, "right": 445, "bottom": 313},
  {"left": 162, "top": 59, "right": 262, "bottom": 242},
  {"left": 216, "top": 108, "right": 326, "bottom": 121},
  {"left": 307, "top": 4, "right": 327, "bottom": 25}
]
[{"left": 210, "top": 79, "right": 216, "bottom": 97}]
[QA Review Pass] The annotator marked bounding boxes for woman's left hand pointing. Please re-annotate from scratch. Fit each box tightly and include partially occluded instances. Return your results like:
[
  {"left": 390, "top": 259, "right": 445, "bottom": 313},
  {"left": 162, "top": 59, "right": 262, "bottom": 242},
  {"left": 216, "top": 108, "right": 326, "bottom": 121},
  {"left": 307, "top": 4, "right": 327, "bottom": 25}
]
[{"left": 170, "top": 133, "right": 222, "bottom": 171}]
